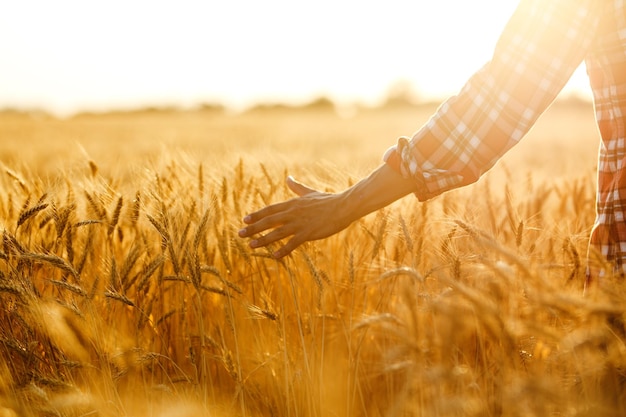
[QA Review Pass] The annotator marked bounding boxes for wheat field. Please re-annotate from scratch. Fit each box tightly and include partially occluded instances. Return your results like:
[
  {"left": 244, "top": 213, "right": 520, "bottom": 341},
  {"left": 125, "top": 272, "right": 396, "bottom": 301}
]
[{"left": 0, "top": 99, "right": 624, "bottom": 417}]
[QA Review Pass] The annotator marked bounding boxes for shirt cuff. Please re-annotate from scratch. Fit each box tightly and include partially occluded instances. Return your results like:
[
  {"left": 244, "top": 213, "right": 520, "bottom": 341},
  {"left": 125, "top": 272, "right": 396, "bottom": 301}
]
[{"left": 383, "top": 138, "right": 430, "bottom": 201}]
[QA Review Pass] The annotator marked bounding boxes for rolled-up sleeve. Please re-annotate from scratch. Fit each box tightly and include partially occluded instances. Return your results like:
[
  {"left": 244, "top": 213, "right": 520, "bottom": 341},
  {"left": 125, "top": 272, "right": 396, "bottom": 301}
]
[{"left": 385, "top": 0, "right": 605, "bottom": 201}]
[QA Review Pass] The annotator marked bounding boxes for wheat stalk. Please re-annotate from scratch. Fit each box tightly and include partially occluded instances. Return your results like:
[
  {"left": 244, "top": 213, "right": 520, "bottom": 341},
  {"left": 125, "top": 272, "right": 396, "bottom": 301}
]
[
  {"left": 84, "top": 191, "right": 106, "bottom": 220},
  {"left": 49, "top": 279, "right": 88, "bottom": 297},
  {"left": 104, "top": 288, "right": 135, "bottom": 307},
  {"left": 19, "top": 253, "right": 79, "bottom": 280},
  {"left": 17, "top": 203, "right": 48, "bottom": 228},
  {"left": 5, "top": 168, "right": 29, "bottom": 194},
  {"left": 107, "top": 196, "right": 123, "bottom": 236}
]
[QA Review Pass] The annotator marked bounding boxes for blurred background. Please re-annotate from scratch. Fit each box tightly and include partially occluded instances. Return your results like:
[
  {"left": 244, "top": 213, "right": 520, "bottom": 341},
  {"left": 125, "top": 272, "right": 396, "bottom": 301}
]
[{"left": 0, "top": 0, "right": 591, "bottom": 117}]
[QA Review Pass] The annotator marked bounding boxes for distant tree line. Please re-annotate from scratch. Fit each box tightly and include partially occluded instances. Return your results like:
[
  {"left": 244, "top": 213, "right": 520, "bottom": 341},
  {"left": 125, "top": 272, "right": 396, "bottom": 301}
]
[{"left": 0, "top": 80, "right": 592, "bottom": 120}]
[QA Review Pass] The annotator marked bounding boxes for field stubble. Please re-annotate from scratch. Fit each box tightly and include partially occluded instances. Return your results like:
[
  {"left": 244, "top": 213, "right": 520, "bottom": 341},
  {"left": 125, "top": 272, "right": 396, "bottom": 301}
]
[{"left": 0, "top": 101, "right": 624, "bottom": 416}]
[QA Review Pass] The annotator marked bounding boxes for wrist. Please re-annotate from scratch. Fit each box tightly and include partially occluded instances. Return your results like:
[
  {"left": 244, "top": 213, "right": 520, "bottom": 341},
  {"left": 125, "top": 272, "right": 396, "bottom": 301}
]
[{"left": 340, "top": 164, "right": 416, "bottom": 221}]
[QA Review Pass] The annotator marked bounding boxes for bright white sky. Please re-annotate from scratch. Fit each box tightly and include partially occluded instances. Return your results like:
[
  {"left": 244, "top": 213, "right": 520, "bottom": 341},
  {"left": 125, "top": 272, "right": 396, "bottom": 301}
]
[{"left": 0, "top": 0, "right": 591, "bottom": 116}]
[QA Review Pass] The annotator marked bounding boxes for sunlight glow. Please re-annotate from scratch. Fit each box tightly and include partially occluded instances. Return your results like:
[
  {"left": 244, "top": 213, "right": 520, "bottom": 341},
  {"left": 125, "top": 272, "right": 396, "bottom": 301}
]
[{"left": 0, "top": 0, "right": 590, "bottom": 115}]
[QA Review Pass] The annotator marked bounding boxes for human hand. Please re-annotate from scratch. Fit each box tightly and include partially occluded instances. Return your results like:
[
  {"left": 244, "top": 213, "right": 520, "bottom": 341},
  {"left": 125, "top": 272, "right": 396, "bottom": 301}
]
[{"left": 238, "top": 176, "right": 354, "bottom": 258}]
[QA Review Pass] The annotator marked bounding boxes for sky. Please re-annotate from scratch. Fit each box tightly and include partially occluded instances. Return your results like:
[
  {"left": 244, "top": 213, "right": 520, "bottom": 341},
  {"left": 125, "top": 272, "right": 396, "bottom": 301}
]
[{"left": 1, "top": 0, "right": 591, "bottom": 116}]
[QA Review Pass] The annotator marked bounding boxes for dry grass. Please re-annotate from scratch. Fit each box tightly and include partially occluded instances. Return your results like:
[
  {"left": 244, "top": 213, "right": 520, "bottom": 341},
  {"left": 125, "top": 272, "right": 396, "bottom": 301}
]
[{"left": 0, "top": 100, "right": 624, "bottom": 416}]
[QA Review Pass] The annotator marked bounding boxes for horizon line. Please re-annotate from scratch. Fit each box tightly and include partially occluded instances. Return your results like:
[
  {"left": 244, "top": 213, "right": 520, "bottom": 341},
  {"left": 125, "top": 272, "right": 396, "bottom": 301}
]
[{"left": 0, "top": 91, "right": 593, "bottom": 120}]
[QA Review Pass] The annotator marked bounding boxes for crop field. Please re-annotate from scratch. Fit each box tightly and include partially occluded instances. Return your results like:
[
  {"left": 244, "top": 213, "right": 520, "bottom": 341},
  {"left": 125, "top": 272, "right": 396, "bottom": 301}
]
[{"left": 0, "top": 99, "right": 624, "bottom": 416}]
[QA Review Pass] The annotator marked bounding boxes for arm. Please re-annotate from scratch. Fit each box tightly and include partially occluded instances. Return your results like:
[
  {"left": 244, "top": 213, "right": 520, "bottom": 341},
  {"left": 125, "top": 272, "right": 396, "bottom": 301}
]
[
  {"left": 238, "top": 164, "right": 416, "bottom": 258},
  {"left": 240, "top": 0, "right": 605, "bottom": 257},
  {"left": 395, "top": 0, "right": 605, "bottom": 201}
]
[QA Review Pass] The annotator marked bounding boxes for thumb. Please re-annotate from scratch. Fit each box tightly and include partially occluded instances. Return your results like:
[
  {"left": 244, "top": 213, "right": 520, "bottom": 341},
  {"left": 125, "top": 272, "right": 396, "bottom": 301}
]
[{"left": 286, "top": 176, "right": 318, "bottom": 196}]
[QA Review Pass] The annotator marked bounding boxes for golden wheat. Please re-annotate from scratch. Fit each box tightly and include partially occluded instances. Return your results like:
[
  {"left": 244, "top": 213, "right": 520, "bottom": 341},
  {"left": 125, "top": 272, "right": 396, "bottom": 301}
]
[{"left": 0, "top": 102, "right": 624, "bottom": 416}]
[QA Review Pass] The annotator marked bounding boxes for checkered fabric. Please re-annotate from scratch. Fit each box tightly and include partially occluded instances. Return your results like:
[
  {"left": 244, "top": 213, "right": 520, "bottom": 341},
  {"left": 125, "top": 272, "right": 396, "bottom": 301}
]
[{"left": 385, "top": 0, "right": 626, "bottom": 275}]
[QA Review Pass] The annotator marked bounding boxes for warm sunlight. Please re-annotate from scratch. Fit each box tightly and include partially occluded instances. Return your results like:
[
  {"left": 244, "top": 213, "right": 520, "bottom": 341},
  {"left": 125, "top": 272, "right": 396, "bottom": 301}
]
[
  {"left": 4, "top": 2, "right": 625, "bottom": 416},
  {"left": 0, "top": 0, "right": 589, "bottom": 115}
]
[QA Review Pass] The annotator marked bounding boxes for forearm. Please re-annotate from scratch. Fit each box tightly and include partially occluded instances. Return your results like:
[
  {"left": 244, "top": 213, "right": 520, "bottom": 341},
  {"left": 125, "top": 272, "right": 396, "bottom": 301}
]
[{"left": 338, "top": 163, "right": 416, "bottom": 223}]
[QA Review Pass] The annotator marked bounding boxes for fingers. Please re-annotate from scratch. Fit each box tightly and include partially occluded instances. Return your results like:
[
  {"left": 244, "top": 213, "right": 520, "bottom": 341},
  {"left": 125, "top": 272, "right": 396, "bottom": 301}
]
[
  {"left": 248, "top": 225, "right": 294, "bottom": 249},
  {"left": 273, "top": 235, "right": 305, "bottom": 258},
  {"left": 240, "top": 175, "right": 322, "bottom": 258},
  {"left": 242, "top": 200, "right": 291, "bottom": 226},
  {"left": 243, "top": 177, "right": 318, "bottom": 226},
  {"left": 239, "top": 209, "right": 307, "bottom": 258},
  {"left": 238, "top": 205, "right": 299, "bottom": 253},
  {"left": 239, "top": 204, "right": 295, "bottom": 238},
  {"left": 239, "top": 219, "right": 304, "bottom": 259},
  {"left": 286, "top": 176, "right": 318, "bottom": 197}
]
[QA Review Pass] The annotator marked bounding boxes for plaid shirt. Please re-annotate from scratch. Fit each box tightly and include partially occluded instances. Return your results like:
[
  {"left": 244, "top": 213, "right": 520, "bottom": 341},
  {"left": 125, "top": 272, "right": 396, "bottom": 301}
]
[{"left": 385, "top": 0, "right": 626, "bottom": 275}]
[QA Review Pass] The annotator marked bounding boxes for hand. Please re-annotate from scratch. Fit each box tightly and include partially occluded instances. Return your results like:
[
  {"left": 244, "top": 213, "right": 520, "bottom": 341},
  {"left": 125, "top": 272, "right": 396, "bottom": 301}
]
[
  {"left": 239, "top": 164, "right": 417, "bottom": 258},
  {"left": 238, "top": 176, "right": 354, "bottom": 258}
]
